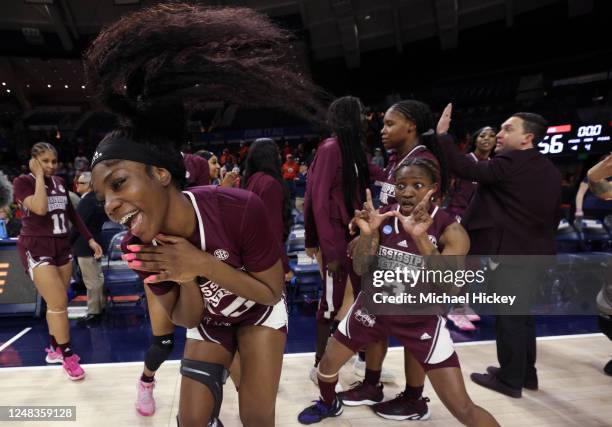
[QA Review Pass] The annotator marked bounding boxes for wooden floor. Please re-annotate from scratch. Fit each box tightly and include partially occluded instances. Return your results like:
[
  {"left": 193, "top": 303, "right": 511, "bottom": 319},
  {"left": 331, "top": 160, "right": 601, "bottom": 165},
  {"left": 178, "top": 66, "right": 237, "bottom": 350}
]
[{"left": 0, "top": 334, "right": 611, "bottom": 427}]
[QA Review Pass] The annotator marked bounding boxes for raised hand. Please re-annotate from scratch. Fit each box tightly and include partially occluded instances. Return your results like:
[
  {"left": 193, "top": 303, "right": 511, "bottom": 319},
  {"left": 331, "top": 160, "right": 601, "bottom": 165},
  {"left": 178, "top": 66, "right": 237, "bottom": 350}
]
[
  {"left": 349, "top": 189, "right": 395, "bottom": 236},
  {"left": 29, "top": 157, "right": 44, "bottom": 177},
  {"left": 436, "top": 103, "right": 453, "bottom": 135},
  {"left": 393, "top": 189, "right": 434, "bottom": 238}
]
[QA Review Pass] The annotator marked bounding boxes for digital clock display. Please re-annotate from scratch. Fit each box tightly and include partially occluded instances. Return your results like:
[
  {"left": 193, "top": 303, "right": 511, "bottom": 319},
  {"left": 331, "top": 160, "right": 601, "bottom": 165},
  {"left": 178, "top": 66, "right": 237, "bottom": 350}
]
[{"left": 538, "top": 122, "right": 612, "bottom": 155}]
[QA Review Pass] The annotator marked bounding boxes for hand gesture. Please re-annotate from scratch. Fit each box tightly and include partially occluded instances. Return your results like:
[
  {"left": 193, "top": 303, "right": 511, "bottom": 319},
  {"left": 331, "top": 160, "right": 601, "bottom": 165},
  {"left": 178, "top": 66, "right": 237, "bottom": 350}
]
[
  {"left": 349, "top": 189, "right": 395, "bottom": 236},
  {"left": 123, "top": 233, "right": 206, "bottom": 284},
  {"left": 393, "top": 189, "right": 434, "bottom": 238},
  {"left": 29, "top": 157, "right": 44, "bottom": 177},
  {"left": 220, "top": 171, "right": 238, "bottom": 188},
  {"left": 88, "top": 239, "right": 103, "bottom": 260},
  {"left": 436, "top": 103, "right": 453, "bottom": 135}
]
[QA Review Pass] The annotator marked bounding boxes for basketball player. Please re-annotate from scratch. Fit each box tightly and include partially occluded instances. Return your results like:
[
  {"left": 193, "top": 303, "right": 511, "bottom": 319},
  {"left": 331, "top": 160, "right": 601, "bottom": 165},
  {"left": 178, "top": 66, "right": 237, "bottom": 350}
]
[
  {"left": 13, "top": 142, "right": 103, "bottom": 381},
  {"left": 298, "top": 158, "right": 499, "bottom": 427},
  {"left": 133, "top": 148, "right": 212, "bottom": 417},
  {"left": 342, "top": 100, "right": 449, "bottom": 420},
  {"left": 303, "top": 96, "right": 370, "bottom": 382},
  {"left": 84, "top": 4, "right": 326, "bottom": 425}
]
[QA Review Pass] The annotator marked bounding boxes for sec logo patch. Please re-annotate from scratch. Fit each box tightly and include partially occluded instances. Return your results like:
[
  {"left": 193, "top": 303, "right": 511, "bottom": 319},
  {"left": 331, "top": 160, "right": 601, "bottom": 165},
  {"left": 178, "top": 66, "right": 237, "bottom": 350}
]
[{"left": 214, "top": 249, "right": 229, "bottom": 260}]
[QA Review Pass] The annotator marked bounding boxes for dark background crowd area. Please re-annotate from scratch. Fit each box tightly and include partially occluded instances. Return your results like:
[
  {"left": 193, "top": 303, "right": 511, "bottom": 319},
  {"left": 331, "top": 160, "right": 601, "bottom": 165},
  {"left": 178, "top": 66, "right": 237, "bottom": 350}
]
[{"left": 0, "top": 0, "right": 611, "bottom": 224}]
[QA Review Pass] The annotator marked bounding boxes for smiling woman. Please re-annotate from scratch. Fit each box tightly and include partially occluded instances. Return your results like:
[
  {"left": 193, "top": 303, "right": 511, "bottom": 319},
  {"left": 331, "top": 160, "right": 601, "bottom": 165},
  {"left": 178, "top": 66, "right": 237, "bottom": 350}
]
[{"left": 84, "top": 3, "right": 327, "bottom": 426}]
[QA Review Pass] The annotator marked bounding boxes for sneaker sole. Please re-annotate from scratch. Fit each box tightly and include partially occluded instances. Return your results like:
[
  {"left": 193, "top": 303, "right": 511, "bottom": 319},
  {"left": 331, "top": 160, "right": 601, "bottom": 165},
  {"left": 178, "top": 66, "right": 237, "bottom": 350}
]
[
  {"left": 298, "top": 407, "right": 343, "bottom": 425},
  {"left": 45, "top": 356, "right": 63, "bottom": 364},
  {"left": 374, "top": 408, "right": 431, "bottom": 421},
  {"left": 342, "top": 399, "right": 382, "bottom": 407},
  {"left": 65, "top": 371, "right": 85, "bottom": 381},
  {"left": 136, "top": 405, "right": 155, "bottom": 417}
]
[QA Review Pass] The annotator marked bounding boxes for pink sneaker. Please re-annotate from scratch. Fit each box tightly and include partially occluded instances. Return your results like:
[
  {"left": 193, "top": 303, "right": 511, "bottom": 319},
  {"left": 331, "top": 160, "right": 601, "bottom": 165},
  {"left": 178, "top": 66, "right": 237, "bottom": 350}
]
[
  {"left": 45, "top": 346, "right": 63, "bottom": 364},
  {"left": 62, "top": 354, "right": 85, "bottom": 381},
  {"left": 466, "top": 313, "right": 481, "bottom": 322},
  {"left": 136, "top": 380, "right": 156, "bottom": 416},
  {"left": 448, "top": 314, "right": 476, "bottom": 331}
]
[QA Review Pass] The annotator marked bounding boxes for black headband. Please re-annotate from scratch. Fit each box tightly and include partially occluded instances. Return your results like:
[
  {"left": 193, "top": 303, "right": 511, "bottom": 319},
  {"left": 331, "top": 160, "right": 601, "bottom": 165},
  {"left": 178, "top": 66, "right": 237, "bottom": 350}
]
[{"left": 91, "top": 137, "right": 171, "bottom": 170}]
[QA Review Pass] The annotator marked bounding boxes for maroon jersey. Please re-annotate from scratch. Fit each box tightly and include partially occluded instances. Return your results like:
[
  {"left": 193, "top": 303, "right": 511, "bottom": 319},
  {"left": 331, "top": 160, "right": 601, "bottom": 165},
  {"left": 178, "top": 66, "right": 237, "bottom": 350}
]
[
  {"left": 124, "top": 186, "right": 281, "bottom": 323},
  {"left": 334, "top": 204, "right": 459, "bottom": 369},
  {"left": 245, "top": 172, "right": 289, "bottom": 272},
  {"left": 375, "top": 145, "right": 441, "bottom": 206},
  {"left": 304, "top": 137, "right": 363, "bottom": 264},
  {"left": 445, "top": 153, "right": 487, "bottom": 219},
  {"left": 377, "top": 204, "right": 455, "bottom": 267},
  {"left": 182, "top": 152, "right": 210, "bottom": 187},
  {"left": 13, "top": 174, "right": 92, "bottom": 240}
]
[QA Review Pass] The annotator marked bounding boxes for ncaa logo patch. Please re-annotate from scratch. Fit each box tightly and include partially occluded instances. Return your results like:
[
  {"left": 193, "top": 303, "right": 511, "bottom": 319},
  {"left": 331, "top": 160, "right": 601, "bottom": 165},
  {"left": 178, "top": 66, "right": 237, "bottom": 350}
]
[
  {"left": 382, "top": 225, "right": 393, "bottom": 235},
  {"left": 214, "top": 249, "right": 229, "bottom": 260},
  {"left": 58, "top": 184, "right": 65, "bottom": 193},
  {"left": 428, "top": 235, "right": 438, "bottom": 248}
]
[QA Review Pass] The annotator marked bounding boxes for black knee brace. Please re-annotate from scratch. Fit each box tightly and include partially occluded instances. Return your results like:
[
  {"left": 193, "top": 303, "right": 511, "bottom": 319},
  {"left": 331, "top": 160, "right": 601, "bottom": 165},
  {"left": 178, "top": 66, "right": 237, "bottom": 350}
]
[
  {"left": 180, "top": 359, "right": 229, "bottom": 424},
  {"left": 144, "top": 333, "right": 174, "bottom": 372}
]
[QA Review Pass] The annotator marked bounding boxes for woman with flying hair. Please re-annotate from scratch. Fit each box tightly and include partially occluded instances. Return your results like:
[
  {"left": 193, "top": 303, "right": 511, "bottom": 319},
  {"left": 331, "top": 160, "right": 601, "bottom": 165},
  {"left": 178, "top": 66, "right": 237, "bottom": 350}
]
[{"left": 84, "top": 3, "right": 327, "bottom": 426}]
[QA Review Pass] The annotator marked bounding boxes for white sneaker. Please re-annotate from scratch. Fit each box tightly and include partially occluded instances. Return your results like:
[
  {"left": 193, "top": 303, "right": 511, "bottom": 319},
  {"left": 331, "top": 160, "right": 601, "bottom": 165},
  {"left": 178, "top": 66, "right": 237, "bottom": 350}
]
[
  {"left": 353, "top": 356, "right": 396, "bottom": 384},
  {"left": 309, "top": 366, "right": 318, "bottom": 385}
]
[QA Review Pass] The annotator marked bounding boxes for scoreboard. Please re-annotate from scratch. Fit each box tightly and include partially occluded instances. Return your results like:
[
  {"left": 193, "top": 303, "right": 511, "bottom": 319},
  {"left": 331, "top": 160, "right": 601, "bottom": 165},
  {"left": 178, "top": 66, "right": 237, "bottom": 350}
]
[{"left": 538, "top": 122, "right": 612, "bottom": 156}]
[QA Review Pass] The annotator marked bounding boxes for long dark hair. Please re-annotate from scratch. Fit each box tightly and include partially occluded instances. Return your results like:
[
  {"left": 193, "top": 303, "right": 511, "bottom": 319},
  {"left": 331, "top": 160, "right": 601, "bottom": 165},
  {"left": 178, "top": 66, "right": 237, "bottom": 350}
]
[
  {"left": 389, "top": 100, "right": 449, "bottom": 196},
  {"left": 84, "top": 3, "right": 328, "bottom": 182},
  {"left": 242, "top": 138, "right": 292, "bottom": 240},
  {"left": 469, "top": 126, "right": 497, "bottom": 156},
  {"left": 327, "top": 96, "right": 370, "bottom": 217}
]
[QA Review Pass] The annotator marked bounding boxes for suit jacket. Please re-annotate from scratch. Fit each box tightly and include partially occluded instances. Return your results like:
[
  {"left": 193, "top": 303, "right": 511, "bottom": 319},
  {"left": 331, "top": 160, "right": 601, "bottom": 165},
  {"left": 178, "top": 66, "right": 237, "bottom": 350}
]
[
  {"left": 70, "top": 191, "right": 108, "bottom": 257},
  {"left": 440, "top": 136, "right": 561, "bottom": 255}
]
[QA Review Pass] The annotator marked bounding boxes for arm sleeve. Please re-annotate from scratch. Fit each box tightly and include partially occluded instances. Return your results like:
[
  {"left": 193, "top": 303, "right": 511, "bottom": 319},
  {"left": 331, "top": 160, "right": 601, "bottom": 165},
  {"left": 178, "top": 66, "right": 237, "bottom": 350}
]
[
  {"left": 12, "top": 176, "right": 34, "bottom": 205},
  {"left": 439, "top": 134, "right": 513, "bottom": 185},
  {"left": 69, "top": 196, "right": 95, "bottom": 245},
  {"left": 238, "top": 193, "right": 282, "bottom": 272},
  {"left": 66, "top": 196, "right": 93, "bottom": 242},
  {"left": 309, "top": 147, "right": 344, "bottom": 263}
]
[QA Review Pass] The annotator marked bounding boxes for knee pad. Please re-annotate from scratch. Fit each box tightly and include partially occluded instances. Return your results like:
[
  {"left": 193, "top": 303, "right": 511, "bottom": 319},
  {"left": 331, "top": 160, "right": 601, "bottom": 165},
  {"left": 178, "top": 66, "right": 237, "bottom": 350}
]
[
  {"left": 180, "top": 359, "right": 229, "bottom": 422},
  {"left": 144, "top": 333, "right": 174, "bottom": 372}
]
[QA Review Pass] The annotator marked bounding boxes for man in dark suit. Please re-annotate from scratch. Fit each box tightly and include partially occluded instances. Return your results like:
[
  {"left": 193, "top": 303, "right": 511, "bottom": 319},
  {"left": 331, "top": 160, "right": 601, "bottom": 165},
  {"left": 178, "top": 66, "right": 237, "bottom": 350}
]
[
  {"left": 439, "top": 109, "right": 562, "bottom": 398},
  {"left": 71, "top": 172, "right": 109, "bottom": 325}
]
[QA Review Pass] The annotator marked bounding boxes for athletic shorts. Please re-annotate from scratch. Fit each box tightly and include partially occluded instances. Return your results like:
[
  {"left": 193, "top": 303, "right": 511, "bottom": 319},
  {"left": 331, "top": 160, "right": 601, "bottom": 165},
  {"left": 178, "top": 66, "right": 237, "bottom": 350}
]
[
  {"left": 334, "top": 293, "right": 460, "bottom": 371},
  {"left": 186, "top": 298, "right": 288, "bottom": 354},
  {"left": 316, "top": 267, "right": 348, "bottom": 322},
  {"left": 17, "top": 236, "right": 72, "bottom": 279}
]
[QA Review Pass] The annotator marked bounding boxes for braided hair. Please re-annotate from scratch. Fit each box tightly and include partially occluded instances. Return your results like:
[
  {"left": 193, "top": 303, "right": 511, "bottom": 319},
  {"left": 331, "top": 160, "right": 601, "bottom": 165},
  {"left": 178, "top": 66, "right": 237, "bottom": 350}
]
[
  {"left": 31, "top": 142, "right": 57, "bottom": 158},
  {"left": 396, "top": 157, "right": 439, "bottom": 185},
  {"left": 327, "top": 96, "right": 370, "bottom": 218},
  {"left": 389, "top": 100, "right": 449, "bottom": 196}
]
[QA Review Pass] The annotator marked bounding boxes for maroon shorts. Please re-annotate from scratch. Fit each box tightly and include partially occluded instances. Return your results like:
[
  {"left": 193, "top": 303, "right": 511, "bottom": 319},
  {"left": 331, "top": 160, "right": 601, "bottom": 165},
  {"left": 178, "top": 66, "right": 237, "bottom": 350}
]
[
  {"left": 334, "top": 293, "right": 460, "bottom": 371},
  {"left": 17, "top": 235, "right": 73, "bottom": 279},
  {"left": 317, "top": 267, "right": 348, "bottom": 322},
  {"left": 186, "top": 298, "right": 288, "bottom": 355}
]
